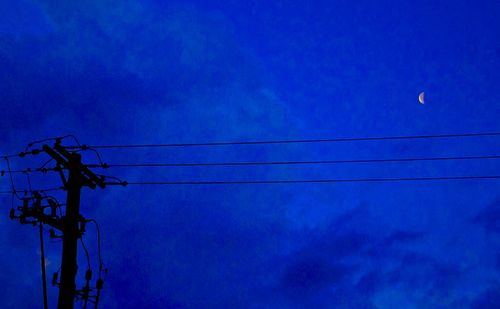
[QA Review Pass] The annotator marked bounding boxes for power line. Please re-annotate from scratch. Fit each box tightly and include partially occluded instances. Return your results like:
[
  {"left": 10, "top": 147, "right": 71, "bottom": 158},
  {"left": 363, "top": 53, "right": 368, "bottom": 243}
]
[
  {"left": 99, "top": 154, "right": 500, "bottom": 168},
  {"left": 65, "top": 132, "right": 500, "bottom": 150},
  {"left": 0, "top": 187, "right": 65, "bottom": 194},
  {"left": 117, "top": 175, "right": 500, "bottom": 185},
  {"left": 0, "top": 135, "right": 80, "bottom": 159},
  {"left": 1, "top": 149, "right": 44, "bottom": 159},
  {"left": 3, "top": 154, "right": 498, "bottom": 174},
  {"left": 0, "top": 167, "right": 60, "bottom": 175}
]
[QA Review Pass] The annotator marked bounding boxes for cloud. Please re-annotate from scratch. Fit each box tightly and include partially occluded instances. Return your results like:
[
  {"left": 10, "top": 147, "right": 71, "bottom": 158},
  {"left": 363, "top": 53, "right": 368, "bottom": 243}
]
[
  {"left": 388, "top": 252, "right": 462, "bottom": 292},
  {"left": 281, "top": 257, "right": 353, "bottom": 291},
  {"left": 0, "top": 1, "right": 294, "bottom": 145},
  {"left": 473, "top": 200, "right": 500, "bottom": 234},
  {"left": 273, "top": 207, "right": 431, "bottom": 306},
  {"left": 471, "top": 285, "right": 500, "bottom": 309}
]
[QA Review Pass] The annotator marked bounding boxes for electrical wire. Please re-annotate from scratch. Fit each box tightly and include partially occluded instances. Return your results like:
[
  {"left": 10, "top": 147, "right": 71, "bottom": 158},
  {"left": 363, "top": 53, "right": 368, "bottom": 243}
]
[
  {"left": 0, "top": 157, "right": 60, "bottom": 175},
  {"left": 36, "top": 187, "right": 66, "bottom": 193},
  {"left": 79, "top": 237, "right": 91, "bottom": 271},
  {"left": 24, "top": 171, "right": 33, "bottom": 192},
  {"left": 0, "top": 135, "right": 78, "bottom": 159},
  {"left": 97, "top": 174, "right": 123, "bottom": 184},
  {"left": 84, "top": 147, "right": 104, "bottom": 166},
  {"left": 1, "top": 169, "right": 27, "bottom": 174},
  {"left": 2, "top": 154, "right": 498, "bottom": 175},
  {"left": 10, "top": 193, "right": 15, "bottom": 210},
  {"left": 4, "top": 156, "right": 20, "bottom": 199},
  {"left": 88, "top": 219, "right": 104, "bottom": 278},
  {"left": 0, "top": 167, "right": 61, "bottom": 175},
  {"left": 0, "top": 187, "right": 65, "bottom": 194},
  {"left": 118, "top": 175, "right": 500, "bottom": 185},
  {"left": 1, "top": 149, "right": 43, "bottom": 160},
  {"left": 39, "top": 158, "right": 55, "bottom": 170},
  {"left": 2, "top": 153, "right": 23, "bottom": 159},
  {"left": 25, "top": 135, "right": 81, "bottom": 152},
  {"left": 65, "top": 132, "right": 500, "bottom": 150},
  {"left": 98, "top": 154, "right": 500, "bottom": 168}
]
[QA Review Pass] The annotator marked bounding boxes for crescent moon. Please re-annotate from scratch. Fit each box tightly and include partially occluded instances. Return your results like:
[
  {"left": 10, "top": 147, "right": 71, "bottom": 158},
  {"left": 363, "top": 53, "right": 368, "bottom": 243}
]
[{"left": 418, "top": 92, "right": 425, "bottom": 104}]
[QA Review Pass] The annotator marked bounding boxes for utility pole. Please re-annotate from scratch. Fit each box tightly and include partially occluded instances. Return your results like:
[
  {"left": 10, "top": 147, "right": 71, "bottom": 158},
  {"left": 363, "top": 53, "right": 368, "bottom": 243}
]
[
  {"left": 9, "top": 141, "right": 106, "bottom": 308},
  {"left": 57, "top": 152, "right": 83, "bottom": 308},
  {"left": 42, "top": 143, "right": 105, "bottom": 309}
]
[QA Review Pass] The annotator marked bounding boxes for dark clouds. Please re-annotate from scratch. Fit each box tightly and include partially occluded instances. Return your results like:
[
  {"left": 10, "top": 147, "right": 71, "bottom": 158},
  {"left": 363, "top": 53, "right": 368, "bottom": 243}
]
[
  {"left": 0, "top": 1, "right": 292, "bottom": 145},
  {"left": 474, "top": 200, "right": 500, "bottom": 234},
  {"left": 471, "top": 285, "right": 500, "bottom": 309}
]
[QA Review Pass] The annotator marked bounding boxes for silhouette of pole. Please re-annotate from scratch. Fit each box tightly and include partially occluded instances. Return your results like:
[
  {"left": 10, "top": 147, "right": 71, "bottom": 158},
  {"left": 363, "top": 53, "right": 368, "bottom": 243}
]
[
  {"left": 39, "top": 222, "right": 48, "bottom": 309},
  {"left": 57, "top": 152, "right": 82, "bottom": 309}
]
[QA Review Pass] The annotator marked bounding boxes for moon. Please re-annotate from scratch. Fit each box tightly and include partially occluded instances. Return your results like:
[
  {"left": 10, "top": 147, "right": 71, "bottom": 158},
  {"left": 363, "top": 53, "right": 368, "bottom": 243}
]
[{"left": 418, "top": 92, "right": 425, "bottom": 104}]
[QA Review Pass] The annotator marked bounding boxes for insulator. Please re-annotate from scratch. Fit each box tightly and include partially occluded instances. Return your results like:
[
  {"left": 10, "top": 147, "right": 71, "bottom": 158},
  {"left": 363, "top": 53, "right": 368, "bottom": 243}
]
[
  {"left": 49, "top": 229, "right": 61, "bottom": 238},
  {"left": 52, "top": 272, "right": 58, "bottom": 286},
  {"left": 48, "top": 199, "right": 57, "bottom": 217},
  {"left": 79, "top": 220, "right": 86, "bottom": 234},
  {"left": 85, "top": 270, "right": 92, "bottom": 281},
  {"left": 96, "top": 278, "right": 104, "bottom": 290}
]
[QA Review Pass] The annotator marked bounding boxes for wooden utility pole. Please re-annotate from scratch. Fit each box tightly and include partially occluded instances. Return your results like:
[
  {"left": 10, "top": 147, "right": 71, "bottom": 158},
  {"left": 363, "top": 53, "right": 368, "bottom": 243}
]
[
  {"left": 8, "top": 139, "right": 109, "bottom": 308},
  {"left": 43, "top": 143, "right": 105, "bottom": 308},
  {"left": 57, "top": 153, "right": 82, "bottom": 308}
]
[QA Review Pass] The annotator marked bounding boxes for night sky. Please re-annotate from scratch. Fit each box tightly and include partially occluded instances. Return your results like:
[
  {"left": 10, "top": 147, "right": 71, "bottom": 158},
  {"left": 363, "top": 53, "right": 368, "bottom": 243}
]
[{"left": 1, "top": 1, "right": 500, "bottom": 308}]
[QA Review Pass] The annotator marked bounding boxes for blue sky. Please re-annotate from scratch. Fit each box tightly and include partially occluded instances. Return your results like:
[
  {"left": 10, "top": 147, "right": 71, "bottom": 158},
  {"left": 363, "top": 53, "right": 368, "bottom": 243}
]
[{"left": 0, "top": 0, "right": 499, "bottom": 308}]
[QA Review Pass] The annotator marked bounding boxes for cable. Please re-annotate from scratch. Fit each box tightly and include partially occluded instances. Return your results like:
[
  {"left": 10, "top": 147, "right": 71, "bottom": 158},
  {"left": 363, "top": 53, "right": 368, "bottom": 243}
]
[
  {"left": 1, "top": 169, "right": 27, "bottom": 174},
  {"left": 24, "top": 171, "right": 33, "bottom": 192},
  {"left": 4, "top": 157, "right": 20, "bottom": 199},
  {"left": 79, "top": 237, "right": 91, "bottom": 271},
  {"left": 2, "top": 153, "right": 23, "bottom": 159},
  {"left": 65, "top": 132, "right": 500, "bottom": 150},
  {"left": 39, "top": 158, "right": 55, "bottom": 170},
  {"left": 38, "top": 187, "right": 66, "bottom": 193},
  {"left": 0, "top": 187, "right": 65, "bottom": 194},
  {"left": 0, "top": 167, "right": 60, "bottom": 175},
  {"left": 10, "top": 193, "right": 15, "bottom": 210},
  {"left": 99, "top": 154, "right": 500, "bottom": 168},
  {"left": 84, "top": 147, "right": 104, "bottom": 166},
  {"left": 88, "top": 220, "right": 104, "bottom": 278},
  {"left": 1, "top": 149, "right": 43, "bottom": 159},
  {"left": 1, "top": 155, "right": 497, "bottom": 175},
  {"left": 0, "top": 135, "right": 78, "bottom": 158},
  {"left": 119, "top": 175, "right": 500, "bottom": 185},
  {"left": 79, "top": 236, "right": 92, "bottom": 309},
  {"left": 88, "top": 219, "right": 105, "bottom": 309},
  {"left": 25, "top": 135, "right": 81, "bottom": 152},
  {"left": 97, "top": 174, "right": 123, "bottom": 184}
]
